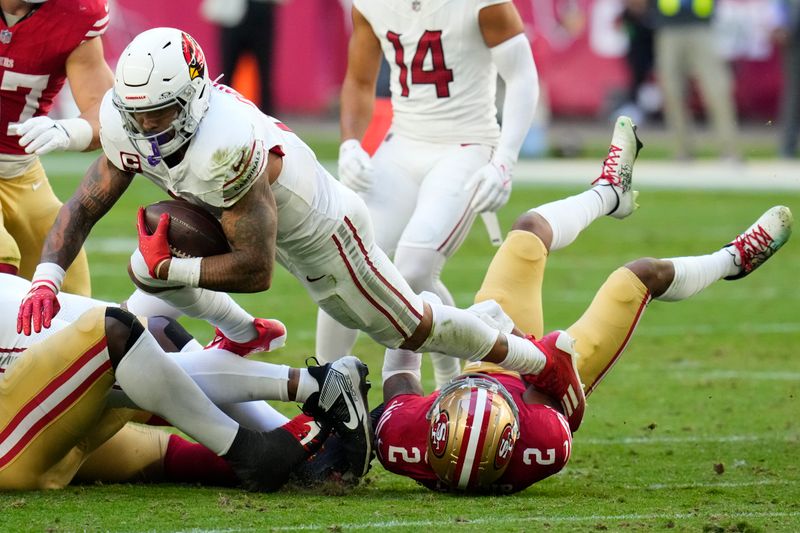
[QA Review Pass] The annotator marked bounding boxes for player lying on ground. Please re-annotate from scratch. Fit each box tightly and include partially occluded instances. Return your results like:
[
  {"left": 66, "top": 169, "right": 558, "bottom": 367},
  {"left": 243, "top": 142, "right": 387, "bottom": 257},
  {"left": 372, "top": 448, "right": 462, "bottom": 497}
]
[
  {"left": 374, "top": 118, "right": 793, "bottom": 492},
  {"left": 0, "top": 272, "right": 371, "bottom": 491},
  {"left": 18, "top": 29, "right": 585, "bottom": 469}
]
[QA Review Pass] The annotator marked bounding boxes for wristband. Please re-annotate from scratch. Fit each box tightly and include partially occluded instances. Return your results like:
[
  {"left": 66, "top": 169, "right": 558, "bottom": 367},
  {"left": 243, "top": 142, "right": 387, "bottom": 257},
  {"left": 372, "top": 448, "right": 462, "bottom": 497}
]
[
  {"left": 57, "top": 118, "right": 93, "bottom": 151},
  {"left": 166, "top": 257, "right": 202, "bottom": 287},
  {"left": 31, "top": 262, "right": 66, "bottom": 293}
]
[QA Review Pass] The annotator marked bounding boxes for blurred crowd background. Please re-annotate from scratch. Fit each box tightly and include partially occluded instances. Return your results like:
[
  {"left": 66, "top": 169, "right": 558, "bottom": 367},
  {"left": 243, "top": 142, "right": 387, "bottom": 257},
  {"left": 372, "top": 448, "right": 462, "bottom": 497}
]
[{"left": 59, "top": 0, "right": 800, "bottom": 159}]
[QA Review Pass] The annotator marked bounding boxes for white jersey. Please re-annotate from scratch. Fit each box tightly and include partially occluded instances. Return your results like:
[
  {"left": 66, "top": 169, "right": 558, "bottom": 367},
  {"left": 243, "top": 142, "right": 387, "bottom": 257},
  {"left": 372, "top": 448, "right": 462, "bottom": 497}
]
[
  {"left": 356, "top": 0, "right": 508, "bottom": 145},
  {"left": 100, "top": 84, "right": 349, "bottom": 265},
  {"left": 0, "top": 274, "right": 114, "bottom": 372}
]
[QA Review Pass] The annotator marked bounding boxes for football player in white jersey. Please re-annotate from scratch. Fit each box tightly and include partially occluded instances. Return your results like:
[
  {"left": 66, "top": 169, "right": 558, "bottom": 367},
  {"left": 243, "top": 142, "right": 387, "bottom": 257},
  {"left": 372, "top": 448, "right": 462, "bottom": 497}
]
[
  {"left": 0, "top": 271, "right": 371, "bottom": 490},
  {"left": 18, "top": 28, "right": 590, "bottom": 442},
  {"left": 317, "top": 0, "right": 541, "bottom": 387}
]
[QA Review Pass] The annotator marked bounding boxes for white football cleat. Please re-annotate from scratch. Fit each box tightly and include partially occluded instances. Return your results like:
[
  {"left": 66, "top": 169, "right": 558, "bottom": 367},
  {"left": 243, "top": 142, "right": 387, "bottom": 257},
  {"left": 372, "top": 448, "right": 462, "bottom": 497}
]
[
  {"left": 724, "top": 205, "right": 793, "bottom": 280},
  {"left": 592, "top": 116, "right": 644, "bottom": 219}
]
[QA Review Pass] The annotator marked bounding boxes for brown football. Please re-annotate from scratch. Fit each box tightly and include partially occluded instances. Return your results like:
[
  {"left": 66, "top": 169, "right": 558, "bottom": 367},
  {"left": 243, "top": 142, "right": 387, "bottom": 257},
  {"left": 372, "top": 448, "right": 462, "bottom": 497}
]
[{"left": 143, "top": 200, "right": 231, "bottom": 258}]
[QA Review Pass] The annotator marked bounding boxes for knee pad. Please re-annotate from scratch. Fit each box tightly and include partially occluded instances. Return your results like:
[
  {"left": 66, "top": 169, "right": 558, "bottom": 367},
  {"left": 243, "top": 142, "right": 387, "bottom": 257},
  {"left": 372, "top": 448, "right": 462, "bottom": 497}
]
[{"left": 105, "top": 307, "right": 146, "bottom": 368}]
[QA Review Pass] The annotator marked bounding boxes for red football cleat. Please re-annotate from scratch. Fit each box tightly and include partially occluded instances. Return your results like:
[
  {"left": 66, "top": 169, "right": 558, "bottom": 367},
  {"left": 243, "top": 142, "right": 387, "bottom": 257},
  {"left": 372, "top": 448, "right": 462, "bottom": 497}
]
[
  {"left": 523, "top": 330, "right": 586, "bottom": 433},
  {"left": 205, "top": 318, "right": 287, "bottom": 357}
]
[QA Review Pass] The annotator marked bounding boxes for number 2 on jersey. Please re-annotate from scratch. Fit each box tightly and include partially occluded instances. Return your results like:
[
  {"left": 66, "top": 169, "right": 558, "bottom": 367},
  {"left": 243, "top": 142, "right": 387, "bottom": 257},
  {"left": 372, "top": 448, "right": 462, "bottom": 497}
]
[{"left": 387, "top": 30, "right": 453, "bottom": 98}]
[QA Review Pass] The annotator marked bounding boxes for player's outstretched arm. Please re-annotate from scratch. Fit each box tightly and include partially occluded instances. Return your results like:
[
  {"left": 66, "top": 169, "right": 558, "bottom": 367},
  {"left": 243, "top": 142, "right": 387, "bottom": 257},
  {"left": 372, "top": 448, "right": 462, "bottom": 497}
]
[
  {"left": 65, "top": 36, "right": 115, "bottom": 151},
  {"left": 466, "top": 4, "right": 539, "bottom": 213},
  {"left": 42, "top": 155, "right": 134, "bottom": 268},
  {"left": 338, "top": 6, "right": 383, "bottom": 192},
  {"left": 18, "top": 156, "right": 133, "bottom": 334}
]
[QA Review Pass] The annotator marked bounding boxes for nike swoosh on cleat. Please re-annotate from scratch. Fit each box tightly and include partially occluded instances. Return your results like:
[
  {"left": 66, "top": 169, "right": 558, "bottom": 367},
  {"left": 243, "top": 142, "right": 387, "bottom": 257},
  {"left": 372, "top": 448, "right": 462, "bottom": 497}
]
[
  {"left": 306, "top": 274, "right": 325, "bottom": 282},
  {"left": 340, "top": 388, "right": 361, "bottom": 431}
]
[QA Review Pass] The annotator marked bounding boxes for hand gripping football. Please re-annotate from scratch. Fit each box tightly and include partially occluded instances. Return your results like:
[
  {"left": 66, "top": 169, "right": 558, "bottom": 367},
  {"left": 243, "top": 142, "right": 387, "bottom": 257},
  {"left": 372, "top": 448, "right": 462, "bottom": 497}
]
[{"left": 142, "top": 200, "right": 231, "bottom": 258}]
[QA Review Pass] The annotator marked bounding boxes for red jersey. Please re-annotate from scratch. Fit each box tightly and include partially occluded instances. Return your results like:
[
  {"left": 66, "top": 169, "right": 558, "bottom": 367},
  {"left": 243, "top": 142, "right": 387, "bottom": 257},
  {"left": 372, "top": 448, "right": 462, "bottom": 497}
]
[
  {"left": 0, "top": 0, "right": 108, "bottom": 154},
  {"left": 375, "top": 373, "right": 572, "bottom": 493}
]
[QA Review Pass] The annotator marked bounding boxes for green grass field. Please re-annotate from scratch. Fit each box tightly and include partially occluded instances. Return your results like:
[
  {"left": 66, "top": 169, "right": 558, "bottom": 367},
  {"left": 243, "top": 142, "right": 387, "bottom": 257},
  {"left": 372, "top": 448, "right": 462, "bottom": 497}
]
[{"left": 2, "top": 152, "right": 799, "bottom": 532}]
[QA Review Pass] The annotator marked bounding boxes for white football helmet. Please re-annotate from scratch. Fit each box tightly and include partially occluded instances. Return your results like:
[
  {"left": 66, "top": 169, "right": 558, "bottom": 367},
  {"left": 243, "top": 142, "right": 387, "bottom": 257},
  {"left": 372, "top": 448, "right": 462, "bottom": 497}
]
[
  {"left": 426, "top": 374, "right": 520, "bottom": 491},
  {"left": 113, "top": 27, "right": 210, "bottom": 165}
]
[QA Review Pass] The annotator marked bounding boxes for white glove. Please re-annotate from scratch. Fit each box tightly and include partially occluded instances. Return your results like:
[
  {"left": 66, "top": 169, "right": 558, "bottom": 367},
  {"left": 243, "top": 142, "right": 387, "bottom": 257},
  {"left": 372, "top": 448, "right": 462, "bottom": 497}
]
[
  {"left": 338, "top": 139, "right": 374, "bottom": 192},
  {"left": 464, "top": 157, "right": 512, "bottom": 213},
  {"left": 16, "top": 116, "right": 92, "bottom": 155}
]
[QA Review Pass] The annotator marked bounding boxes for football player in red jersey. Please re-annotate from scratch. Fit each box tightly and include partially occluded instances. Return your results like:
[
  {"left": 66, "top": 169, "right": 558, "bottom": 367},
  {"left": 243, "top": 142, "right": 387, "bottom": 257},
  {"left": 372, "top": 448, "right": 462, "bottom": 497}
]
[
  {"left": 375, "top": 119, "right": 793, "bottom": 493},
  {"left": 0, "top": 0, "right": 113, "bottom": 296}
]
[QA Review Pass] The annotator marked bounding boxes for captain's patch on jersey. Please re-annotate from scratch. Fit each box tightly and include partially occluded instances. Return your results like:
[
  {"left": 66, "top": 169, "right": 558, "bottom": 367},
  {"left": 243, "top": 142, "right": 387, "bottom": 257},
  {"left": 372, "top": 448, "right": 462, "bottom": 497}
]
[{"left": 120, "top": 152, "right": 142, "bottom": 173}]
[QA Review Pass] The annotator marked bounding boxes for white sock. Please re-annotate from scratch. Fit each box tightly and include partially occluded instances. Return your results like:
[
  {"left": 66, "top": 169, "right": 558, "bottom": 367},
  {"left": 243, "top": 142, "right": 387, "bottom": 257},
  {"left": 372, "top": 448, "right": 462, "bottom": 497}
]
[
  {"left": 430, "top": 352, "right": 462, "bottom": 388},
  {"left": 295, "top": 369, "right": 320, "bottom": 403},
  {"left": 393, "top": 247, "right": 466, "bottom": 385},
  {"left": 220, "top": 401, "right": 290, "bottom": 432},
  {"left": 532, "top": 187, "right": 612, "bottom": 251},
  {"left": 500, "top": 334, "right": 547, "bottom": 375},
  {"left": 125, "top": 289, "right": 182, "bottom": 319},
  {"left": 382, "top": 348, "right": 423, "bottom": 383},
  {"left": 156, "top": 287, "right": 256, "bottom": 342},
  {"left": 170, "top": 350, "right": 292, "bottom": 402},
  {"left": 115, "top": 330, "right": 239, "bottom": 455},
  {"left": 315, "top": 308, "right": 358, "bottom": 362},
  {"left": 418, "top": 302, "right": 499, "bottom": 361},
  {"left": 657, "top": 250, "right": 737, "bottom": 301}
]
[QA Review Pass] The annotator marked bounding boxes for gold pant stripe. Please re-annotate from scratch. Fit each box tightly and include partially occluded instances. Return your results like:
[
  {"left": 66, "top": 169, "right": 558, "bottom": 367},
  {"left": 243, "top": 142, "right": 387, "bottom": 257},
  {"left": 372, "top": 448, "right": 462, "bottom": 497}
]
[{"left": 0, "top": 337, "right": 110, "bottom": 469}]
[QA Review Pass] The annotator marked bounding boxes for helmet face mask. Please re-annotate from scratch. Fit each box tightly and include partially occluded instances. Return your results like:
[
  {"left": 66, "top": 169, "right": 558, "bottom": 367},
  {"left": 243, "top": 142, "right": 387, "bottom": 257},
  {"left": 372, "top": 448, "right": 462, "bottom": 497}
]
[
  {"left": 426, "top": 374, "right": 520, "bottom": 491},
  {"left": 113, "top": 28, "right": 210, "bottom": 166}
]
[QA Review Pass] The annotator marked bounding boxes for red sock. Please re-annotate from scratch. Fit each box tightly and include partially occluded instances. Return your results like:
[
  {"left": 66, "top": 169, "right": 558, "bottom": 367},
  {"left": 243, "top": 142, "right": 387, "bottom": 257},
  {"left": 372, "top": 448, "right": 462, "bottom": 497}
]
[
  {"left": 164, "top": 434, "right": 238, "bottom": 487},
  {"left": 0, "top": 263, "right": 18, "bottom": 275},
  {"left": 281, "top": 413, "right": 329, "bottom": 453}
]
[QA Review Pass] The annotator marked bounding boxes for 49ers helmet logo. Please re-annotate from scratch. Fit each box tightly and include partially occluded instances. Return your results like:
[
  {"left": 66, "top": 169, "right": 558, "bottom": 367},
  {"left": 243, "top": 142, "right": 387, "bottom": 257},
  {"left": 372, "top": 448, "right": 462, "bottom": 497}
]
[
  {"left": 181, "top": 32, "right": 206, "bottom": 81},
  {"left": 494, "top": 423, "right": 515, "bottom": 469},
  {"left": 429, "top": 411, "right": 449, "bottom": 458}
]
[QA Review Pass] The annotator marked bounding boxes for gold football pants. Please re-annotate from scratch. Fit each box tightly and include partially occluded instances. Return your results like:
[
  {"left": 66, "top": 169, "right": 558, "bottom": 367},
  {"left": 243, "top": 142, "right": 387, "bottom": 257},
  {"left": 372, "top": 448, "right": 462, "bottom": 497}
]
[
  {"left": 468, "top": 230, "right": 652, "bottom": 394},
  {"left": 0, "top": 160, "right": 90, "bottom": 295}
]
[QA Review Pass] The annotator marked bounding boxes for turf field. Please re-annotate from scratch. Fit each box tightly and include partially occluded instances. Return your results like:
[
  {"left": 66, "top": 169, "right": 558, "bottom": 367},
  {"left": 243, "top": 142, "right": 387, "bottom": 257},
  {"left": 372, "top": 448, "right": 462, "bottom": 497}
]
[{"left": 2, "top": 150, "right": 799, "bottom": 532}]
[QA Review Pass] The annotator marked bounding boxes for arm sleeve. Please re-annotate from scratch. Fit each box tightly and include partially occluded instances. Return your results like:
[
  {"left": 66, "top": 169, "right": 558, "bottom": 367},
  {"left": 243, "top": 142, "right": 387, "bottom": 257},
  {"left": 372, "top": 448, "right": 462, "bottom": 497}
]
[{"left": 490, "top": 33, "right": 539, "bottom": 166}]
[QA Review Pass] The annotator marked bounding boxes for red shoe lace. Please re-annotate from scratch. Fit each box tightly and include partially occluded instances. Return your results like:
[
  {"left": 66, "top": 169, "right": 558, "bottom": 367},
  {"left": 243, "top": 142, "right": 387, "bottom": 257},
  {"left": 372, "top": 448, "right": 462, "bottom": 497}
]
[
  {"left": 731, "top": 224, "right": 773, "bottom": 273},
  {"left": 592, "top": 144, "right": 622, "bottom": 186}
]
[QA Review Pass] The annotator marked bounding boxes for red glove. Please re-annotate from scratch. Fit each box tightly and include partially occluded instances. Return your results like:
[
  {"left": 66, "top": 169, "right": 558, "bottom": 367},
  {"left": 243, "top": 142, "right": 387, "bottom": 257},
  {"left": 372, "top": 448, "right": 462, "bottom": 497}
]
[
  {"left": 17, "top": 283, "right": 61, "bottom": 335},
  {"left": 137, "top": 207, "right": 172, "bottom": 278}
]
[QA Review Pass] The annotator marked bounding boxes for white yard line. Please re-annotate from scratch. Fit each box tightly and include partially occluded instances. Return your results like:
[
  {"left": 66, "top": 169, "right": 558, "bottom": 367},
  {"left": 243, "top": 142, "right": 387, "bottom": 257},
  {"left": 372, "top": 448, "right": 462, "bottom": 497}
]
[{"left": 197, "top": 510, "right": 800, "bottom": 532}]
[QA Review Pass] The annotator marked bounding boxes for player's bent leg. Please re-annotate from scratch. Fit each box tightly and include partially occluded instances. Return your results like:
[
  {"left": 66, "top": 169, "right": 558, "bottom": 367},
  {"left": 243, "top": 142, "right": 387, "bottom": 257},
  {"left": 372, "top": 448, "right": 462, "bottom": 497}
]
[
  {"left": 129, "top": 250, "right": 266, "bottom": 350},
  {"left": 657, "top": 206, "right": 793, "bottom": 301},
  {"left": 566, "top": 267, "right": 651, "bottom": 396},
  {"left": 0, "top": 307, "right": 115, "bottom": 490},
  {"left": 315, "top": 308, "right": 359, "bottom": 362},
  {"left": 6, "top": 163, "right": 91, "bottom": 295},
  {"left": 474, "top": 230, "right": 548, "bottom": 337},
  {"left": 0, "top": 222, "right": 20, "bottom": 275},
  {"left": 394, "top": 246, "right": 461, "bottom": 387},
  {"left": 74, "top": 422, "right": 170, "bottom": 483}
]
